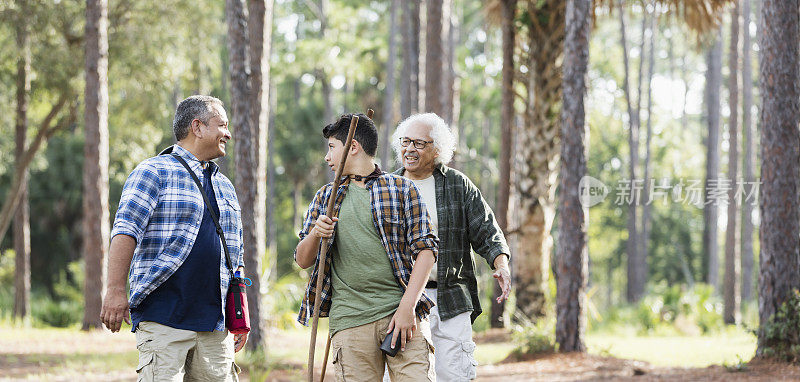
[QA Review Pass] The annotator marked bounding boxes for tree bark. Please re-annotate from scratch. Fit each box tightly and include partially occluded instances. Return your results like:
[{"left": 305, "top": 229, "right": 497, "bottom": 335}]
[
  {"left": 82, "top": 0, "right": 110, "bottom": 331},
  {"left": 639, "top": 4, "right": 656, "bottom": 299},
  {"left": 756, "top": 0, "right": 800, "bottom": 355},
  {"left": 492, "top": 0, "right": 517, "bottom": 329},
  {"left": 13, "top": 0, "right": 31, "bottom": 321},
  {"left": 515, "top": 0, "right": 565, "bottom": 320},
  {"left": 619, "top": 3, "right": 645, "bottom": 303},
  {"left": 740, "top": 0, "right": 755, "bottom": 303},
  {"left": 266, "top": 82, "right": 278, "bottom": 281},
  {"left": 400, "top": 0, "right": 420, "bottom": 119},
  {"left": 424, "top": 0, "right": 444, "bottom": 115},
  {"left": 381, "top": 0, "right": 399, "bottom": 169},
  {"left": 243, "top": 0, "right": 273, "bottom": 351},
  {"left": 556, "top": 0, "right": 590, "bottom": 353},
  {"left": 442, "top": 0, "right": 456, "bottom": 126},
  {"left": 703, "top": 28, "right": 723, "bottom": 290},
  {"left": 724, "top": 1, "right": 742, "bottom": 325}
]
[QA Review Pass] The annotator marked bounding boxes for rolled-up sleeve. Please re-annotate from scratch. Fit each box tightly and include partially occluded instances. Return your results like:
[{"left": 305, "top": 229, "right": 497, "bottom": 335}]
[
  {"left": 464, "top": 177, "right": 510, "bottom": 269},
  {"left": 111, "top": 163, "right": 160, "bottom": 244},
  {"left": 293, "top": 186, "right": 328, "bottom": 261},
  {"left": 403, "top": 180, "right": 439, "bottom": 260}
]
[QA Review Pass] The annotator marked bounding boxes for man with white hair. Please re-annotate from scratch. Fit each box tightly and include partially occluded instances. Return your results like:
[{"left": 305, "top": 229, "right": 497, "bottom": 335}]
[{"left": 391, "top": 113, "right": 512, "bottom": 381}]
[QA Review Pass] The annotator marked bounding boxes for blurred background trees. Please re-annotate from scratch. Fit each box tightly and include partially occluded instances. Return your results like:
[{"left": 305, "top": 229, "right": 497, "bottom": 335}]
[{"left": 1, "top": 0, "right": 798, "bottom": 361}]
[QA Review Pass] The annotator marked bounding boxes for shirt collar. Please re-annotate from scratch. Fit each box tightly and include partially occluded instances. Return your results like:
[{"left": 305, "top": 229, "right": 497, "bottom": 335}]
[
  {"left": 393, "top": 163, "right": 447, "bottom": 178},
  {"left": 165, "top": 144, "right": 219, "bottom": 176}
]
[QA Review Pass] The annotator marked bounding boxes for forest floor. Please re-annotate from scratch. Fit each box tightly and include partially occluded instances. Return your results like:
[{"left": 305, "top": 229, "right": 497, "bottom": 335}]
[{"left": 0, "top": 326, "right": 797, "bottom": 381}]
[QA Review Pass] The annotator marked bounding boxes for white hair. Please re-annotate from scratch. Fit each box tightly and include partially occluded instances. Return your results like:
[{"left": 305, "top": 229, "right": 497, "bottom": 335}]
[{"left": 391, "top": 113, "right": 457, "bottom": 166}]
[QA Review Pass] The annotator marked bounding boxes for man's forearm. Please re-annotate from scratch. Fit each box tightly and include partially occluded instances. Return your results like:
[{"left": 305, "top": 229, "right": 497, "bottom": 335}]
[
  {"left": 295, "top": 234, "right": 322, "bottom": 269},
  {"left": 399, "top": 249, "right": 435, "bottom": 310},
  {"left": 108, "top": 234, "right": 136, "bottom": 291},
  {"left": 494, "top": 253, "right": 510, "bottom": 269}
]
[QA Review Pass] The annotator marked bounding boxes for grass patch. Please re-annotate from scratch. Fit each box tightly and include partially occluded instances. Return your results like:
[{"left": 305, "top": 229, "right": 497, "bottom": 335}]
[{"left": 586, "top": 326, "right": 756, "bottom": 367}]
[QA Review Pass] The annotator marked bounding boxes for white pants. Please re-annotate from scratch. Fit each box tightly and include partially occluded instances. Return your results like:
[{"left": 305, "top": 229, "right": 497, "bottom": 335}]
[{"left": 384, "top": 288, "right": 477, "bottom": 382}]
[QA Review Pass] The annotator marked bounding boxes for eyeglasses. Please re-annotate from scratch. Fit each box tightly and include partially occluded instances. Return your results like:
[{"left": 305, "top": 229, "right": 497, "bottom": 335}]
[{"left": 399, "top": 137, "right": 433, "bottom": 149}]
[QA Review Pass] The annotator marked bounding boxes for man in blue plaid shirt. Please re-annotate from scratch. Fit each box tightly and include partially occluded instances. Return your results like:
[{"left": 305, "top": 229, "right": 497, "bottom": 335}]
[{"left": 101, "top": 95, "right": 246, "bottom": 381}]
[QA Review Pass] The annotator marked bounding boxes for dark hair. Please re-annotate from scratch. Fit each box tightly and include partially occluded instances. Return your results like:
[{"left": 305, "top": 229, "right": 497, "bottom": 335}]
[
  {"left": 172, "top": 95, "right": 224, "bottom": 141},
  {"left": 322, "top": 113, "right": 378, "bottom": 157}
]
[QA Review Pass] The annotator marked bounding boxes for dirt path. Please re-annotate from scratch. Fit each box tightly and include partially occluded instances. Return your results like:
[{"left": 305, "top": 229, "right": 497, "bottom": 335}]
[
  {"left": 2, "top": 328, "right": 798, "bottom": 381},
  {"left": 479, "top": 353, "right": 800, "bottom": 381}
]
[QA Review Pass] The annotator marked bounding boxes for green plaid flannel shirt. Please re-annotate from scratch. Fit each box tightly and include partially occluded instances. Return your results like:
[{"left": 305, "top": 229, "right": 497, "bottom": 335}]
[{"left": 395, "top": 164, "right": 510, "bottom": 322}]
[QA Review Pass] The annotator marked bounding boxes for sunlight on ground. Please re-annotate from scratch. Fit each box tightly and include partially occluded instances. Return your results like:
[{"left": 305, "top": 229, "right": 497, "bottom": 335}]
[
  {"left": 0, "top": 323, "right": 758, "bottom": 380},
  {"left": 585, "top": 328, "right": 757, "bottom": 367}
]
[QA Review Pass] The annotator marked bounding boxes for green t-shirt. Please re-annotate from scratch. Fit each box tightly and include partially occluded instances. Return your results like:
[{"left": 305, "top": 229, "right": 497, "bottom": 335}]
[{"left": 329, "top": 184, "right": 403, "bottom": 335}]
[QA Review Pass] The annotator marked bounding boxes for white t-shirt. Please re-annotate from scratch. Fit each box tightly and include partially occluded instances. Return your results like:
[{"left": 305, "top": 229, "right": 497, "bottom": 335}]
[{"left": 410, "top": 175, "right": 438, "bottom": 282}]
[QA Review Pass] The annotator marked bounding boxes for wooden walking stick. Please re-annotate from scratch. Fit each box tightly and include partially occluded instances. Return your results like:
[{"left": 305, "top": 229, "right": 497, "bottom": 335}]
[
  {"left": 316, "top": 110, "right": 374, "bottom": 382},
  {"left": 308, "top": 109, "right": 373, "bottom": 382}
]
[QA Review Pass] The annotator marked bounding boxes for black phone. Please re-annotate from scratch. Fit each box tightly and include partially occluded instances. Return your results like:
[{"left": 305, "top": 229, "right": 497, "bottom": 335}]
[{"left": 380, "top": 332, "right": 401, "bottom": 357}]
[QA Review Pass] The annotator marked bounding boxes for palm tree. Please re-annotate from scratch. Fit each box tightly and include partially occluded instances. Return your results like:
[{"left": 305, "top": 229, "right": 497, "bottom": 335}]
[
  {"left": 82, "top": 0, "right": 110, "bottom": 330},
  {"left": 756, "top": 0, "right": 800, "bottom": 355},
  {"left": 486, "top": 0, "right": 730, "bottom": 320},
  {"left": 556, "top": 0, "right": 591, "bottom": 352}
]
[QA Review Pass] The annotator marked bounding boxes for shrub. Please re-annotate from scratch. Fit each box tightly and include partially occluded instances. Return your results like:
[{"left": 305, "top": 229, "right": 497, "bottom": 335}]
[
  {"left": 510, "top": 313, "right": 556, "bottom": 355},
  {"left": 759, "top": 289, "right": 800, "bottom": 362},
  {"left": 32, "top": 297, "right": 82, "bottom": 328}
]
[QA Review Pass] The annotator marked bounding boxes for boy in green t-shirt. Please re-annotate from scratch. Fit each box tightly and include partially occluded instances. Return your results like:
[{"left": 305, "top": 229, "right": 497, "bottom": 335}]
[{"left": 295, "top": 114, "right": 439, "bottom": 381}]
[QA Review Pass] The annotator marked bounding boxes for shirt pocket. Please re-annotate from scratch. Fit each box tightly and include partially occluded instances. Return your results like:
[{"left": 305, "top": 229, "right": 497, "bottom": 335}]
[{"left": 220, "top": 198, "right": 241, "bottom": 250}]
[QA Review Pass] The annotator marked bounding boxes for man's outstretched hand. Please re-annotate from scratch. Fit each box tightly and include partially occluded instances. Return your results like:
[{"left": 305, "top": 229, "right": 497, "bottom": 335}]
[{"left": 493, "top": 254, "right": 512, "bottom": 303}]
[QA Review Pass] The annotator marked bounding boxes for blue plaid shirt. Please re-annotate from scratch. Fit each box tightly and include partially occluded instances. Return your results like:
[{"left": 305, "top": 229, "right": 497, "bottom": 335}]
[{"left": 111, "top": 145, "right": 244, "bottom": 330}]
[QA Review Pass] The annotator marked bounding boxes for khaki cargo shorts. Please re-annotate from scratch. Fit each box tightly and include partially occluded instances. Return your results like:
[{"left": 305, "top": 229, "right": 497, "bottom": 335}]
[
  {"left": 330, "top": 314, "right": 435, "bottom": 382},
  {"left": 134, "top": 321, "right": 240, "bottom": 382}
]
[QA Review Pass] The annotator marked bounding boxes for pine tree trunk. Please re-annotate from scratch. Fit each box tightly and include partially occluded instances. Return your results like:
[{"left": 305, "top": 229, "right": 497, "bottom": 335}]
[
  {"left": 13, "top": 0, "right": 31, "bottom": 321},
  {"left": 492, "top": 0, "right": 517, "bottom": 329},
  {"left": 82, "top": 0, "right": 110, "bottom": 331},
  {"left": 243, "top": 0, "right": 273, "bottom": 351},
  {"left": 639, "top": 6, "right": 656, "bottom": 297},
  {"left": 740, "top": 0, "right": 756, "bottom": 303},
  {"left": 515, "top": 0, "right": 565, "bottom": 320},
  {"left": 618, "top": 3, "right": 643, "bottom": 303},
  {"left": 556, "top": 0, "right": 590, "bottom": 353},
  {"left": 724, "top": 1, "right": 742, "bottom": 325},
  {"left": 442, "top": 0, "right": 456, "bottom": 126},
  {"left": 756, "top": 0, "right": 800, "bottom": 355},
  {"left": 381, "top": 0, "right": 399, "bottom": 169},
  {"left": 703, "top": 28, "right": 723, "bottom": 290},
  {"left": 266, "top": 82, "right": 277, "bottom": 281},
  {"left": 400, "top": 0, "right": 420, "bottom": 119},
  {"left": 424, "top": 0, "right": 444, "bottom": 115}
]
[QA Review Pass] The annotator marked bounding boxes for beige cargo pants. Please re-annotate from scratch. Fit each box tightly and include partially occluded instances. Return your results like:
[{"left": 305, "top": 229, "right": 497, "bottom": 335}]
[
  {"left": 134, "top": 321, "right": 240, "bottom": 382},
  {"left": 330, "top": 314, "right": 436, "bottom": 382}
]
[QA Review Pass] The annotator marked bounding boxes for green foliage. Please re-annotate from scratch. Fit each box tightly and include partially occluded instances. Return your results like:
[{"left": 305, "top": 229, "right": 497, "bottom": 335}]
[
  {"left": 263, "top": 272, "right": 306, "bottom": 330},
  {"left": 591, "top": 283, "right": 724, "bottom": 335},
  {"left": 759, "top": 290, "right": 800, "bottom": 362},
  {"left": 32, "top": 297, "right": 82, "bottom": 328},
  {"left": 31, "top": 261, "right": 84, "bottom": 328},
  {"left": 510, "top": 314, "right": 556, "bottom": 355}
]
